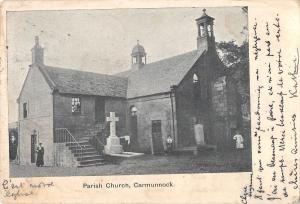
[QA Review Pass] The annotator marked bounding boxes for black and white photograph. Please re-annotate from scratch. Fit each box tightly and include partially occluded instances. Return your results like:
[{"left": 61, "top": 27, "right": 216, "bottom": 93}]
[{"left": 7, "top": 7, "right": 251, "bottom": 177}]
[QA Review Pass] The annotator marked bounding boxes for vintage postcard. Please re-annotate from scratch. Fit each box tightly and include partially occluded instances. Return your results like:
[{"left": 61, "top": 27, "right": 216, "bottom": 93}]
[{"left": 0, "top": 0, "right": 299, "bottom": 203}]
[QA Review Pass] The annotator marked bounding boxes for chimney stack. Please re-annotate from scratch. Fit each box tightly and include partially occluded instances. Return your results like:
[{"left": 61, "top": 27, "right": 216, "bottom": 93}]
[{"left": 31, "top": 36, "right": 44, "bottom": 65}]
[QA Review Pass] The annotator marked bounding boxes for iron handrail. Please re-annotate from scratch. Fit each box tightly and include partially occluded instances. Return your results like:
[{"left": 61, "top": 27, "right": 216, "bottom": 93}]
[
  {"left": 87, "top": 134, "right": 106, "bottom": 155},
  {"left": 55, "top": 128, "right": 85, "bottom": 149},
  {"left": 93, "top": 135, "right": 105, "bottom": 147}
]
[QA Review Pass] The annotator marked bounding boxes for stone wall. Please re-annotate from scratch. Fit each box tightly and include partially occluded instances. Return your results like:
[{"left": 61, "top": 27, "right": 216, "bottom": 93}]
[
  {"left": 175, "top": 68, "right": 199, "bottom": 147},
  {"left": 105, "top": 97, "right": 127, "bottom": 137},
  {"left": 211, "top": 76, "right": 228, "bottom": 117},
  {"left": 53, "top": 143, "right": 78, "bottom": 167},
  {"left": 175, "top": 50, "right": 241, "bottom": 150},
  {"left": 127, "top": 93, "right": 174, "bottom": 153},
  {"left": 211, "top": 76, "right": 241, "bottom": 149},
  {"left": 18, "top": 65, "right": 54, "bottom": 166},
  {"left": 53, "top": 94, "right": 96, "bottom": 139},
  {"left": 53, "top": 94, "right": 127, "bottom": 139},
  {"left": 175, "top": 51, "right": 223, "bottom": 148}
]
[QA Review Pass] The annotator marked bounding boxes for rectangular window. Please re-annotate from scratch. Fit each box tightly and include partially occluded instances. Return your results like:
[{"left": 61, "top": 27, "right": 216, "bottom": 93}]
[
  {"left": 23, "top": 103, "right": 28, "bottom": 118},
  {"left": 72, "top": 97, "right": 81, "bottom": 114}
]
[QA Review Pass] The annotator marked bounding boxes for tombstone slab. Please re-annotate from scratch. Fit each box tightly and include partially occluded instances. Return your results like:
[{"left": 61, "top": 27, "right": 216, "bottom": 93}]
[
  {"left": 194, "top": 123, "right": 205, "bottom": 146},
  {"left": 104, "top": 112, "right": 124, "bottom": 154}
]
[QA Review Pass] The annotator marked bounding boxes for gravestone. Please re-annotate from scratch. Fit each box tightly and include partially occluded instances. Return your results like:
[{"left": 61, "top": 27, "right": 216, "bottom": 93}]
[
  {"left": 104, "top": 112, "right": 124, "bottom": 154},
  {"left": 194, "top": 123, "right": 205, "bottom": 145}
]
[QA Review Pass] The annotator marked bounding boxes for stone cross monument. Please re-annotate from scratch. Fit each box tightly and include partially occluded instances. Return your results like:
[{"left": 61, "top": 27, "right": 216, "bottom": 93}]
[
  {"left": 104, "top": 112, "right": 124, "bottom": 154},
  {"left": 107, "top": 112, "right": 118, "bottom": 137}
]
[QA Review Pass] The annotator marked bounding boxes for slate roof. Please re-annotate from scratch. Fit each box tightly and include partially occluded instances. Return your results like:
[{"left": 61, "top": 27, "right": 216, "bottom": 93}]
[
  {"left": 40, "top": 65, "right": 128, "bottom": 98},
  {"left": 196, "top": 9, "right": 215, "bottom": 21},
  {"left": 36, "top": 50, "right": 204, "bottom": 99},
  {"left": 116, "top": 50, "right": 205, "bottom": 98}
]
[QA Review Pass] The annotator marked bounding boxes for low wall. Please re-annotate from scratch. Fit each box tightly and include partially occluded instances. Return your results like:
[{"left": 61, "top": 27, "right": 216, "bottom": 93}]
[{"left": 53, "top": 143, "right": 78, "bottom": 167}]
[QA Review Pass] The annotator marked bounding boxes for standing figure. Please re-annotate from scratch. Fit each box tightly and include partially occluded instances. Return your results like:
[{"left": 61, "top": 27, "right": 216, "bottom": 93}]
[
  {"left": 233, "top": 130, "right": 244, "bottom": 150},
  {"left": 9, "top": 135, "right": 18, "bottom": 160},
  {"left": 166, "top": 135, "right": 173, "bottom": 154},
  {"left": 36, "top": 143, "right": 44, "bottom": 167}
]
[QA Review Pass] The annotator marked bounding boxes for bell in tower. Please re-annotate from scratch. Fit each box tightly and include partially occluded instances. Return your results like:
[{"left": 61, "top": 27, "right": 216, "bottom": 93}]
[
  {"left": 195, "top": 9, "right": 216, "bottom": 53},
  {"left": 131, "top": 40, "right": 147, "bottom": 70}
]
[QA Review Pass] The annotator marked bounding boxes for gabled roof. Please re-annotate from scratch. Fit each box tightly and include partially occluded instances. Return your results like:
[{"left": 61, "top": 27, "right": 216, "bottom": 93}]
[
  {"left": 116, "top": 50, "right": 205, "bottom": 98},
  {"left": 23, "top": 50, "right": 204, "bottom": 99},
  {"left": 40, "top": 65, "right": 128, "bottom": 98}
]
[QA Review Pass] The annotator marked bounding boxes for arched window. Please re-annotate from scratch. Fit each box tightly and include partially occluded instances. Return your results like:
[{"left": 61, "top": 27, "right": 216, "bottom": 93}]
[
  {"left": 130, "top": 106, "right": 138, "bottom": 116},
  {"left": 207, "top": 25, "right": 212, "bottom": 37},
  {"left": 193, "top": 73, "right": 199, "bottom": 83},
  {"left": 193, "top": 73, "right": 201, "bottom": 107},
  {"left": 200, "top": 24, "right": 205, "bottom": 37}
]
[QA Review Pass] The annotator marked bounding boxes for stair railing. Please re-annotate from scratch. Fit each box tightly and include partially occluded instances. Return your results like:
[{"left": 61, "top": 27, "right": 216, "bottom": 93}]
[
  {"left": 95, "top": 135, "right": 105, "bottom": 146},
  {"left": 54, "top": 128, "right": 85, "bottom": 164},
  {"left": 91, "top": 134, "right": 106, "bottom": 154}
]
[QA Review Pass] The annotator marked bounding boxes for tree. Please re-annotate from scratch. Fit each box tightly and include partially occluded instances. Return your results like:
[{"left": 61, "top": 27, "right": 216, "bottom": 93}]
[
  {"left": 216, "top": 40, "right": 249, "bottom": 94},
  {"left": 216, "top": 40, "right": 250, "bottom": 122}
]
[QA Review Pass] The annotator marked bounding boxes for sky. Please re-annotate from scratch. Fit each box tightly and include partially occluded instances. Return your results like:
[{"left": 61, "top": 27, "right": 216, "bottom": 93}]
[{"left": 7, "top": 7, "right": 248, "bottom": 123}]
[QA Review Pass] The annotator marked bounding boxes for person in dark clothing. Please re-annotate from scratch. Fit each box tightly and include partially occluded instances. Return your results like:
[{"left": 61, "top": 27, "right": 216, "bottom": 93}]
[
  {"left": 36, "top": 143, "right": 44, "bottom": 167},
  {"left": 9, "top": 135, "right": 18, "bottom": 160}
]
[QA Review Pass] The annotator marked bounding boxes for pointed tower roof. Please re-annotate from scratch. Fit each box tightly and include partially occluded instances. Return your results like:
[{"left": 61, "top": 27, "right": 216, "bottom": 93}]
[{"left": 196, "top": 9, "right": 215, "bottom": 21}]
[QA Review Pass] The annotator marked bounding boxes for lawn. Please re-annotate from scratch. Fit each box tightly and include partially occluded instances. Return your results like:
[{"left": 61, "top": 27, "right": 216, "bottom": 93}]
[{"left": 10, "top": 149, "right": 252, "bottom": 177}]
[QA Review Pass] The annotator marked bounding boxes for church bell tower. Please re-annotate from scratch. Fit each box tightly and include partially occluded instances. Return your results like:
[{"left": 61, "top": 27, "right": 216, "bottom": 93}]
[
  {"left": 196, "top": 9, "right": 216, "bottom": 52},
  {"left": 31, "top": 36, "right": 44, "bottom": 65},
  {"left": 131, "top": 40, "right": 147, "bottom": 70}
]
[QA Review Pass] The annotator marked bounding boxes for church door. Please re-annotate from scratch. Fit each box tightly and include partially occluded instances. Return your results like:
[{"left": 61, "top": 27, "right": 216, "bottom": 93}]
[
  {"left": 31, "top": 134, "right": 37, "bottom": 163},
  {"left": 95, "top": 97, "right": 105, "bottom": 124},
  {"left": 151, "top": 120, "right": 164, "bottom": 154},
  {"left": 130, "top": 115, "right": 138, "bottom": 151}
]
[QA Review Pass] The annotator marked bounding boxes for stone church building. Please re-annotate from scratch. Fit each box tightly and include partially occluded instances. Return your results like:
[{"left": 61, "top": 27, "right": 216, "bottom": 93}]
[{"left": 17, "top": 10, "right": 242, "bottom": 167}]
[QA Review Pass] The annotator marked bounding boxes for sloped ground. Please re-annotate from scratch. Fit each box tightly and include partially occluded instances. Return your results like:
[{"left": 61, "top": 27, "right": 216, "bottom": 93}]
[{"left": 10, "top": 149, "right": 251, "bottom": 177}]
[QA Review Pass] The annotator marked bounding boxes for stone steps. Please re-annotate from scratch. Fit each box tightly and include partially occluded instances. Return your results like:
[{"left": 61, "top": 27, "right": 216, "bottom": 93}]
[
  {"left": 71, "top": 146, "right": 97, "bottom": 151},
  {"left": 79, "top": 136, "right": 93, "bottom": 141},
  {"left": 74, "top": 151, "right": 99, "bottom": 157},
  {"left": 66, "top": 141, "right": 90, "bottom": 147},
  {"left": 68, "top": 144, "right": 93, "bottom": 150},
  {"left": 65, "top": 136, "right": 105, "bottom": 167}
]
